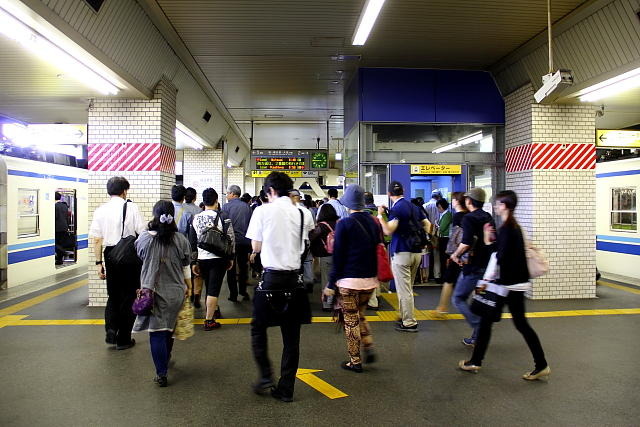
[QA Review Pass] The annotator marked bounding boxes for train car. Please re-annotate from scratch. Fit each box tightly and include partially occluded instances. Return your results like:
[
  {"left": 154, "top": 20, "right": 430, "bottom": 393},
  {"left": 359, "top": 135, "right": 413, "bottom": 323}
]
[
  {"left": 0, "top": 155, "right": 88, "bottom": 289},
  {"left": 595, "top": 157, "right": 640, "bottom": 280}
]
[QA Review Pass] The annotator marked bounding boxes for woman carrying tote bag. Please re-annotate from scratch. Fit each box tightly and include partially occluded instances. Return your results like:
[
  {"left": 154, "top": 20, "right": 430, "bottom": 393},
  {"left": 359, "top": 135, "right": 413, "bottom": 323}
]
[
  {"left": 133, "top": 200, "right": 192, "bottom": 387},
  {"left": 458, "top": 190, "right": 550, "bottom": 381}
]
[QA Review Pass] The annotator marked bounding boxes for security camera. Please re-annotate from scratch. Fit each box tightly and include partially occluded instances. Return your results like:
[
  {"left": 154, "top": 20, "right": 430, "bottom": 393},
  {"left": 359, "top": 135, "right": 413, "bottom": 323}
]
[{"left": 534, "top": 69, "right": 573, "bottom": 103}]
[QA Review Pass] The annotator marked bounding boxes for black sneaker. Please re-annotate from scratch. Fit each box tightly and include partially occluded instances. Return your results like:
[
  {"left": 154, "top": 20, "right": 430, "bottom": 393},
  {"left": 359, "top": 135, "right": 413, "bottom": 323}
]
[
  {"left": 270, "top": 387, "right": 293, "bottom": 403},
  {"left": 340, "top": 361, "right": 363, "bottom": 373},
  {"left": 204, "top": 319, "right": 221, "bottom": 331},
  {"left": 153, "top": 375, "right": 168, "bottom": 387},
  {"left": 364, "top": 348, "right": 377, "bottom": 364},
  {"left": 252, "top": 379, "right": 275, "bottom": 395},
  {"left": 395, "top": 324, "right": 418, "bottom": 333},
  {"left": 116, "top": 339, "right": 136, "bottom": 350}
]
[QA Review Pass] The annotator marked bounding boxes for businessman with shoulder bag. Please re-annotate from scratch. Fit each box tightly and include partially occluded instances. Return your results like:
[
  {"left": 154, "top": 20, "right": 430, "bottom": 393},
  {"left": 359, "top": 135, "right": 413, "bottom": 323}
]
[
  {"left": 89, "top": 177, "right": 145, "bottom": 350},
  {"left": 246, "top": 172, "right": 313, "bottom": 403}
]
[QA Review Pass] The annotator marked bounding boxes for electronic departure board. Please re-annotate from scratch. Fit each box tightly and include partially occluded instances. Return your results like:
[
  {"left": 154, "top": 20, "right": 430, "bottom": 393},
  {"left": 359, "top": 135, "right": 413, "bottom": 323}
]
[{"left": 250, "top": 149, "right": 329, "bottom": 171}]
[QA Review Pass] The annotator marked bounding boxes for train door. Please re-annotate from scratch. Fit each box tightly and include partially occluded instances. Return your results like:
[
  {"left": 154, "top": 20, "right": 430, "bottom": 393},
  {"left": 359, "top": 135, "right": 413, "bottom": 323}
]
[{"left": 54, "top": 189, "right": 77, "bottom": 268}]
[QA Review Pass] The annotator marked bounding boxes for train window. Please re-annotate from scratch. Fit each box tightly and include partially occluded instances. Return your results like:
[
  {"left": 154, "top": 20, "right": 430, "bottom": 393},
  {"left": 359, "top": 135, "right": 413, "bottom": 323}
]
[
  {"left": 610, "top": 187, "right": 637, "bottom": 232},
  {"left": 17, "top": 188, "right": 39, "bottom": 237}
]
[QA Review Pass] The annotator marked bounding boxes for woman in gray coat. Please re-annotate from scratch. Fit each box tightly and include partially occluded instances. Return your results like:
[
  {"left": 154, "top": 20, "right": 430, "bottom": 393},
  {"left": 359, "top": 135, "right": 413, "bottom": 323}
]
[{"left": 133, "top": 200, "right": 192, "bottom": 387}]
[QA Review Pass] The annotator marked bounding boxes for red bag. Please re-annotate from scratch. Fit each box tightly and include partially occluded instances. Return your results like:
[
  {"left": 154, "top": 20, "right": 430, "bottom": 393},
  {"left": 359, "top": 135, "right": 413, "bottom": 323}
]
[{"left": 376, "top": 243, "right": 393, "bottom": 282}]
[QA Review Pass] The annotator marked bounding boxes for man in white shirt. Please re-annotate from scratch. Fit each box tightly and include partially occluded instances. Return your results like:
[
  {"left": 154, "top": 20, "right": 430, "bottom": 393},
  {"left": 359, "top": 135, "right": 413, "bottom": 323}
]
[
  {"left": 89, "top": 176, "right": 145, "bottom": 350},
  {"left": 246, "top": 172, "right": 312, "bottom": 403}
]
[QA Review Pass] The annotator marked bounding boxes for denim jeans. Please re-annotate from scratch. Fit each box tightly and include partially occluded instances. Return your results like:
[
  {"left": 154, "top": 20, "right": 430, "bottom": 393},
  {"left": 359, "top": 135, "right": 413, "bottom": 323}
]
[
  {"left": 150, "top": 331, "right": 174, "bottom": 377},
  {"left": 452, "top": 270, "right": 482, "bottom": 340}
]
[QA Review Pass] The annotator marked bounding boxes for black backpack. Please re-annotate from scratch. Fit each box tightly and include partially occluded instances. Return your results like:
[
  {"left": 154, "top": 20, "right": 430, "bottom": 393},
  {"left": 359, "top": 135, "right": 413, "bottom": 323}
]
[
  {"left": 402, "top": 199, "right": 429, "bottom": 252},
  {"left": 196, "top": 211, "right": 234, "bottom": 259}
]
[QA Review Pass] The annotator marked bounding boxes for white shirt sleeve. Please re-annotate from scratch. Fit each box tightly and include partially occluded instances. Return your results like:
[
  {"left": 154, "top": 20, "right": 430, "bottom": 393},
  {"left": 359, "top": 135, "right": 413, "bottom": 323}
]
[
  {"left": 245, "top": 207, "right": 263, "bottom": 242},
  {"left": 88, "top": 208, "right": 103, "bottom": 238}
]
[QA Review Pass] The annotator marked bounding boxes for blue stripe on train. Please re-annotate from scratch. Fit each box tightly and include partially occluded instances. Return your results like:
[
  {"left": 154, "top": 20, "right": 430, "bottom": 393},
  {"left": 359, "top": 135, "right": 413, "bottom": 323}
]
[
  {"left": 596, "top": 235, "right": 640, "bottom": 244},
  {"left": 8, "top": 169, "right": 88, "bottom": 183},
  {"left": 595, "top": 169, "right": 640, "bottom": 178},
  {"left": 8, "top": 246, "right": 55, "bottom": 264},
  {"left": 8, "top": 240, "right": 88, "bottom": 264},
  {"left": 597, "top": 241, "right": 640, "bottom": 256}
]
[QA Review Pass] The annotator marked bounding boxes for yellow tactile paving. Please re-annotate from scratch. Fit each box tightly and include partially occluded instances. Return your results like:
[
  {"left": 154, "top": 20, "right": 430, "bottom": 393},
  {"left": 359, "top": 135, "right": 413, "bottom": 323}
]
[
  {"left": 0, "top": 279, "right": 87, "bottom": 318},
  {"left": 1, "top": 280, "right": 639, "bottom": 328},
  {"left": 599, "top": 280, "right": 640, "bottom": 295}
]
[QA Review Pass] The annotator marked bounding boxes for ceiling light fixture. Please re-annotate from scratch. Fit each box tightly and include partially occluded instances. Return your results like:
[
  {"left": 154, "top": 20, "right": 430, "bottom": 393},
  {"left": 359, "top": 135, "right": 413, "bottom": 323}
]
[
  {"left": 578, "top": 67, "right": 640, "bottom": 102},
  {"left": 335, "top": 152, "right": 343, "bottom": 160},
  {"left": 352, "top": 0, "right": 386, "bottom": 46},
  {"left": 175, "top": 121, "right": 205, "bottom": 150},
  {"left": 0, "top": 7, "right": 120, "bottom": 95},
  {"left": 264, "top": 114, "right": 284, "bottom": 118},
  {"left": 432, "top": 131, "right": 483, "bottom": 154}
]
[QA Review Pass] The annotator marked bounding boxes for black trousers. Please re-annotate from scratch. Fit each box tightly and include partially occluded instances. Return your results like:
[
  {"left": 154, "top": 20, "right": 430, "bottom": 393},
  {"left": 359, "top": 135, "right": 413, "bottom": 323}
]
[
  {"left": 438, "top": 237, "right": 449, "bottom": 279},
  {"left": 55, "top": 232, "right": 68, "bottom": 262},
  {"left": 470, "top": 291, "right": 547, "bottom": 369},
  {"left": 104, "top": 246, "right": 141, "bottom": 346},
  {"left": 251, "top": 271, "right": 303, "bottom": 398},
  {"left": 227, "top": 243, "right": 251, "bottom": 299}
]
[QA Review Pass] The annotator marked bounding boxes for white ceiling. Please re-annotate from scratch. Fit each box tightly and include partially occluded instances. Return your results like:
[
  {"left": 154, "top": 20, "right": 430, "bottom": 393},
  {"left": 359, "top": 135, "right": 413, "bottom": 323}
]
[
  {"left": 155, "top": 0, "right": 591, "bottom": 122},
  {"left": 0, "top": 34, "right": 139, "bottom": 124}
]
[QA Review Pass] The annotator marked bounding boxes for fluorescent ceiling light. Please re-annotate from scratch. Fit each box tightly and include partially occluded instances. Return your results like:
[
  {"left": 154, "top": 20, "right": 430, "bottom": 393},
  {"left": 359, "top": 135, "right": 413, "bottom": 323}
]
[
  {"left": 432, "top": 131, "right": 483, "bottom": 154},
  {"left": 335, "top": 152, "right": 343, "bottom": 160},
  {"left": 579, "top": 67, "right": 640, "bottom": 102},
  {"left": 175, "top": 121, "right": 205, "bottom": 150},
  {"left": 0, "top": 7, "right": 120, "bottom": 95},
  {"left": 352, "top": 0, "right": 386, "bottom": 45}
]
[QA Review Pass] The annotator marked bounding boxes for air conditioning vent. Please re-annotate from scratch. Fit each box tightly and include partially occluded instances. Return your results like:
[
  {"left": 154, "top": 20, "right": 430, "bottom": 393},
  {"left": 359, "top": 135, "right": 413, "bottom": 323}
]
[
  {"left": 234, "top": 146, "right": 240, "bottom": 153},
  {"left": 84, "top": 0, "right": 105, "bottom": 13},
  {"left": 202, "top": 110, "right": 212, "bottom": 122}
]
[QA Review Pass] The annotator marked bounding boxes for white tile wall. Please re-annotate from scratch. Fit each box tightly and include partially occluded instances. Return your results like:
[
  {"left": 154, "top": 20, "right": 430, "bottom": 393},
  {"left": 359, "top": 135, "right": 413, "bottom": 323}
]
[
  {"left": 87, "top": 79, "right": 177, "bottom": 306},
  {"left": 505, "top": 84, "right": 596, "bottom": 299},
  {"left": 227, "top": 167, "right": 246, "bottom": 193},
  {"left": 182, "top": 149, "right": 224, "bottom": 205}
]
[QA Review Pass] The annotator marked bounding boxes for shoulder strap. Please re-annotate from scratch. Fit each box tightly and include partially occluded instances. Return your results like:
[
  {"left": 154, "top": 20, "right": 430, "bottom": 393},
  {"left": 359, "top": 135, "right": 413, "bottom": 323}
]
[
  {"left": 319, "top": 221, "right": 334, "bottom": 232},
  {"left": 299, "top": 208, "right": 304, "bottom": 251},
  {"left": 121, "top": 201, "right": 128, "bottom": 238}
]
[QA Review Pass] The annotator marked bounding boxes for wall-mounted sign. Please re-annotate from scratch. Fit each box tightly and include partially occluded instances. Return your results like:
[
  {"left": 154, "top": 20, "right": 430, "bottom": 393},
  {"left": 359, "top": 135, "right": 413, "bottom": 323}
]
[
  {"left": 596, "top": 130, "right": 640, "bottom": 148},
  {"left": 345, "top": 172, "right": 359, "bottom": 178},
  {"left": 410, "top": 164, "right": 462, "bottom": 175},
  {"left": 251, "top": 170, "right": 320, "bottom": 178},
  {"left": 250, "top": 149, "right": 329, "bottom": 171}
]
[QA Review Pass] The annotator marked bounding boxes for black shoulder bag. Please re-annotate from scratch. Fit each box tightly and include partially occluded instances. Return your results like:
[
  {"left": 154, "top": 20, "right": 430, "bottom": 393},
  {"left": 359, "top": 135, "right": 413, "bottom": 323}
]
[
  {"left": 197, "top": 211, "right": 234, "bottom": 259},
  {"left": 404, "top": 199, "right": 429, "bottom": 252},
  {"left": 107, "top": 201, "right": 142, "bottom": 266}
]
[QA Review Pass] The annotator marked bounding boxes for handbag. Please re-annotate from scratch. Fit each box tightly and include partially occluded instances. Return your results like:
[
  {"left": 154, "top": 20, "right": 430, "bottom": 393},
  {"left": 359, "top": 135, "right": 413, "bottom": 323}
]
[
  {"left": 197, "top": 210, "right": 234, "bottom": 259},
  {"left": 521, "top": 228, "right": 549, "bottom": 278},
  {"left": 131, "top": 244, "right": 166, "bottom": 316},
  {"left": 483, "top": 252, "right": 499, "bottom": 281},
  {"left": 107, "top": 201, "right": 142, "bottom": 266},
  {"left": 446, "top": 225, "right": 463, "bottom": 255},
  {"left": 470, "top": 280, "right": 508, "bottom": 322},
  {"left": 354, "top": 217, "right": 392, "bottom": 282},
  {"left": 174, "top": 299, "right": 194, "bottom": 340}
]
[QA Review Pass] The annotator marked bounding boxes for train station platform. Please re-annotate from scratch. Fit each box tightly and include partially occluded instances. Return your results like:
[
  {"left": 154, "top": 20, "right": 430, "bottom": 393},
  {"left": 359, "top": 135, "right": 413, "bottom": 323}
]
[{"left": 0, "top": 273, "right": 638, "bottom": 426}]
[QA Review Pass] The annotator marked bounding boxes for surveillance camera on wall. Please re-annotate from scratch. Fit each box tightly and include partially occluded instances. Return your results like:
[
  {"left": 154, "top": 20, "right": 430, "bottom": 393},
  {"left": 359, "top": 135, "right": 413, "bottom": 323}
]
[{"left": 534, "top": 69, "right": 573, "bottom": 103}]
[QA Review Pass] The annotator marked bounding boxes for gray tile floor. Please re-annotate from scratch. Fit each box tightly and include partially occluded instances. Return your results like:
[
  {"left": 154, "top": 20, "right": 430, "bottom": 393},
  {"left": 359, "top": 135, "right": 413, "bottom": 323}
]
[{"left": 0, "top": 276, "right": 639, "bottom": 426}]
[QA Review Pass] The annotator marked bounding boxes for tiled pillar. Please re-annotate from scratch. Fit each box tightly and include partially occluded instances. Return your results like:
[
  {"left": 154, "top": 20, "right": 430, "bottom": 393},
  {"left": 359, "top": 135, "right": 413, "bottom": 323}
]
[
  {"left": 182, "top": 149, "right": 223, "bottom": 205},
  {"left": 505, "top": 85, "right": 596, "bottom": 299},
  {"left": 227, "top": 167, "right": 245, "bottom": 192},
  {"left": 86, "top": 79, "right": 177, "bottom": 306}
]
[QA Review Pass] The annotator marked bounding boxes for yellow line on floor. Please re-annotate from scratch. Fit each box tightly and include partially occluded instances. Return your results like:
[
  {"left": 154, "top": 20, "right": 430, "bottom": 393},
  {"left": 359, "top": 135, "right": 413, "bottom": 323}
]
[
  {"left": 2, "top": 308, "right": 639, "bottom": 327},
  {"left": 0, "top": 279, "right": 87, "bottom": 318},
  {"left": 599, "top": 280, "right": 640, "bottom": 295},
  {"left": 296, "top": 369, "right": 348, "bottom": 399}
]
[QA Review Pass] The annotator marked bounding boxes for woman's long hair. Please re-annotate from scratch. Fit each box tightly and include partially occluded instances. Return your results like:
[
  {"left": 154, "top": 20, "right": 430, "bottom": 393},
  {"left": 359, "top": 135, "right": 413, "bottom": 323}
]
[
  {"left": 451, "top": 191, "right": 468, "bottom": 213},
  {"left": 495, "top": 190, "right": 518, "bottom": 229},
  {"left": 317, "top": 203, "right": 338, "bottom": 223},
  {"left": 148, "top": 200, "right": 177, "bottom": 245}
]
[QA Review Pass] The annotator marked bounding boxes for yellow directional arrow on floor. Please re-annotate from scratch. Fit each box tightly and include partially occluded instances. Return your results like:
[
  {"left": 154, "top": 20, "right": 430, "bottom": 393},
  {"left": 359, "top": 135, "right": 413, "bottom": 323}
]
[{"left": 296, "top": 369, "right": 348, "bottom": 399}]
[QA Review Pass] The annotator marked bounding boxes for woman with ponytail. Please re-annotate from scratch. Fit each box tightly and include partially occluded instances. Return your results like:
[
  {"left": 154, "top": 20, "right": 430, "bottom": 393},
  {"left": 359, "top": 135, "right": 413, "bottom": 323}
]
[
  {"left": 459, "top": 190, "right": 550, "bottom": 381},
  {"left": 133, "top": 200, "right": 192, "bottom": 387}
]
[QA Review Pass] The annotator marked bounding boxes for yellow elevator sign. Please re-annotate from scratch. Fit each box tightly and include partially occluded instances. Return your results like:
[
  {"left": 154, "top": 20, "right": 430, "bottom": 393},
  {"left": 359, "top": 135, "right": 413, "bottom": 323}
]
[{"left": 410, "top": 164, "right": 462, "bottom": 175}]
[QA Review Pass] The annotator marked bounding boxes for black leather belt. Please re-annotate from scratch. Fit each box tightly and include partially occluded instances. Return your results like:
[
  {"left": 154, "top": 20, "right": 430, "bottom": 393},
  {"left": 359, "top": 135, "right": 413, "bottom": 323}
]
[{"left": 263, "top": 268, "right": 299, "bottom": 275}]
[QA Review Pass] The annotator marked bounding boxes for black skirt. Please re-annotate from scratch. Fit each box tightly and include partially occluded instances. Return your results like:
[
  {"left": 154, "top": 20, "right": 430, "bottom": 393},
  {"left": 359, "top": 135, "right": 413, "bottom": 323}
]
[{"left": 252, "top": 270, "right": 312, "bottom": 327}]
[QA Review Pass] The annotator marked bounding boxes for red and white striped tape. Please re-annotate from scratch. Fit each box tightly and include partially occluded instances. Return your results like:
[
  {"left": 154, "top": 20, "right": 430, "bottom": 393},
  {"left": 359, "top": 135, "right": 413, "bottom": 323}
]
[
  {"left": 88, "top": 143, "right": 175, "bottom": 173},
  {"left": 506, "top": 143, "right": 595, "bottom": 172}
]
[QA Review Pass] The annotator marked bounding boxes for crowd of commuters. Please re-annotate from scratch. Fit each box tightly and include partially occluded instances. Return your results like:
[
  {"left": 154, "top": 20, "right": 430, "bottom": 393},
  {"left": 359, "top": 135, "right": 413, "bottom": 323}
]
[{"left": 90, "top": 172, "right": 549, "bottom": 396}]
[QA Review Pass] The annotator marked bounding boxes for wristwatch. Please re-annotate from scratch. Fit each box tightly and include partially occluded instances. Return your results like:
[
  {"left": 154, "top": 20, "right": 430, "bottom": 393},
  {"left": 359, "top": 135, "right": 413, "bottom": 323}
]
[{"left": 95, "top": 261, "right": 103, "bottom": 265}]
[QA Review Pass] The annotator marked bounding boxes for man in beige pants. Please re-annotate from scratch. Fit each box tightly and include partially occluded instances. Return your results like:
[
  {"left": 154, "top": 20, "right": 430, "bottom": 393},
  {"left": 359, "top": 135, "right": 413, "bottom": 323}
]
[{"left": 378, "top": 181, "right": 431, "bottom": 332}]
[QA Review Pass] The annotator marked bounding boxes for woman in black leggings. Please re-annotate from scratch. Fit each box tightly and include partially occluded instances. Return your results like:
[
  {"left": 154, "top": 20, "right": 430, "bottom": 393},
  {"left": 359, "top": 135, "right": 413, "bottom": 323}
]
[{"left": 458, "top": 190, "right": 550, "bottom": 380}]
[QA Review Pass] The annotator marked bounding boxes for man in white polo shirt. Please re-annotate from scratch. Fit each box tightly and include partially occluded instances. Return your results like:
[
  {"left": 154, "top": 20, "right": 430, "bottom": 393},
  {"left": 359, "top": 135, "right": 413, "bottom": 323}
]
[
  {"left": 89, "top": 176, "right": 145, "bottom": 350},
  {"left": 246, "top": 172, "right": 313, "bottom": 403}
]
